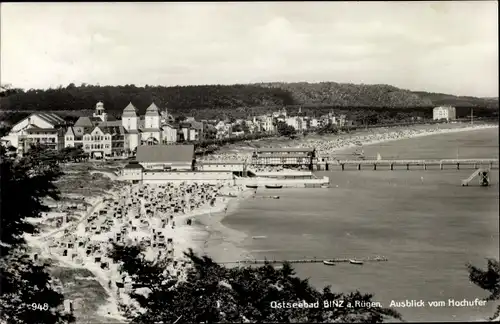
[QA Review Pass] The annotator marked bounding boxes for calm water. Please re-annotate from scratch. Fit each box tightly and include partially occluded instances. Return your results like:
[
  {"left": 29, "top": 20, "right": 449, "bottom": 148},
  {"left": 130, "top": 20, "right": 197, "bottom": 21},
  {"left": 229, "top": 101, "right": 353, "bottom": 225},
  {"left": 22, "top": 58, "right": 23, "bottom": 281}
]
[{"left": 218, "top": 128, "right": 499, "bottom": 322}]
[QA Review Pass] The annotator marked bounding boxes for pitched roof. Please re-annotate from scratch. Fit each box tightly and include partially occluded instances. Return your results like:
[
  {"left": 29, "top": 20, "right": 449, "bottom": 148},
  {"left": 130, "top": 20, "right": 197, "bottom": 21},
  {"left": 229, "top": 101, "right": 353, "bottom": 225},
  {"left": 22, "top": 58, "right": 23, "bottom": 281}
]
[
  {"left": 25, "top": 126, "right": 58, "bottom": 133},
  {"left": 136, "top": 145, "right": 194, "bottom": 163},
  {"left": 145, "top": 102, "right": 160, "bottom": 116},
  {"left": 122, "top": 102, "right": 138, "bottom": 117},
  {"left": 162, "top": 123, "right": 177, "bottom": 129},
  {"left": 35, "top": 113, "right": 66, "bottom": 126},
  {"left": 74, "top": 117, "right": 95, "bottom": 127},
  {"left": 124, "top": 162, "right": 144, "bottom": 170},
  {"left": 99, "top": 125, "right": 126, "bottom": 135},
  {"left": 98, "top": 120, "right": 122, "bottom": 127},
  {"left": 189, "top": 121, "right": 203, "bottom": 130},
  {"left": 65, "top": 127, "right": 75, "bottom": 136}
]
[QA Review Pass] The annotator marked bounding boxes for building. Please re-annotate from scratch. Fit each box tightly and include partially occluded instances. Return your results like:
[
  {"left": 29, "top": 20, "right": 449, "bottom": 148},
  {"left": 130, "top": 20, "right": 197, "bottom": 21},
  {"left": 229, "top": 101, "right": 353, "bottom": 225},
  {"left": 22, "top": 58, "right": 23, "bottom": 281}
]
[
  {"left": 120, "top": 162, "right": 144, "bottom": 183},
  {"left": 309, "top": 118, "right": 319, "bottom": 128},
  {"left": 285, "top": 117, "right": 304, "bottom": 131},
  {"left": 1, "top": 113, "right": 67, "bottom": 154},
  {"left": 433, "top": 106, "right": 456, "bottom": 121},
  {"left": 180, "top": 120, "right": 203, "bottom": 142},
  {"left": 251, "top": 147, "right": 316, "bottom": 167},
  {"left": 69, "top": 101, "right": 180, "bottom": 158},
  {"left": 136, "top": 144, "right": 195, "bottom": 171},
  {"left": 66, "top": 102, "right": 127, "bottom": 158},
  {"left": 162, "top": 124, "right": 178, "bottom": 143}
]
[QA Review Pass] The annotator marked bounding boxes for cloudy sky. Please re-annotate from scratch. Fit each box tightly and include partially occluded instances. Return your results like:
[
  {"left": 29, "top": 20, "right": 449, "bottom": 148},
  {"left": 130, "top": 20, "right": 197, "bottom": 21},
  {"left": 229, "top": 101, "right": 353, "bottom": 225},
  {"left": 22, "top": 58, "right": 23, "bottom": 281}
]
[{"left": 1, "top": 1, "right": 498, "bottom": 97}]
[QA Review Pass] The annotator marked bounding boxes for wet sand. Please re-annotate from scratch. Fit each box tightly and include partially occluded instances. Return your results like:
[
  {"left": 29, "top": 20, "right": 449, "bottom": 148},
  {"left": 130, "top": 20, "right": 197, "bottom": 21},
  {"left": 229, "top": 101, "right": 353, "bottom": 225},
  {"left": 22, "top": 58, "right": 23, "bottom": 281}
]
[{"left": 190, "top": 189, "right": 255, "bottom": 265}]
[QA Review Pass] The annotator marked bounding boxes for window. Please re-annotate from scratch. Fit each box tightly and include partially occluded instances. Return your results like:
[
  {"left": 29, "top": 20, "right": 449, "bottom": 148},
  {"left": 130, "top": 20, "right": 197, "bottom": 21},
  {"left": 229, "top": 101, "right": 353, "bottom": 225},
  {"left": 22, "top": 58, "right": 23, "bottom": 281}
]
[{"left": 105, "top": 144, "right": 110, "bottom": 148}]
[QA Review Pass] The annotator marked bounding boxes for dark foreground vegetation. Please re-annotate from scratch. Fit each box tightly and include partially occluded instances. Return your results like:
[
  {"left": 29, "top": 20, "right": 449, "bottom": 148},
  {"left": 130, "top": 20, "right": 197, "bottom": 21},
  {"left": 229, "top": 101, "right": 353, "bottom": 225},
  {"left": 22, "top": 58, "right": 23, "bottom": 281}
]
[{"left": 1, "top": 144, "right": 498, "bottom": 323}]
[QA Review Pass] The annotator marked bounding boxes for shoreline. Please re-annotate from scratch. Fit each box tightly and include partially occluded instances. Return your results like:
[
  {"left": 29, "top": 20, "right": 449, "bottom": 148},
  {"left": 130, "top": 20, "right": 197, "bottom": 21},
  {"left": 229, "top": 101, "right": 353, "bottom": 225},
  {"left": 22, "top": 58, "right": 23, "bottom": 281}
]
[
  {"left": 195, "top": 123, "right": 499, "bottom": 267},
  {"left": 205, "top": 123, "right": 498, "bottom": 162},
  {"left": 327, "top": 124, "right": 498, "bottom": 155},
  {"left": 190, "top": 188, "right": 255, "bottom": 264}
]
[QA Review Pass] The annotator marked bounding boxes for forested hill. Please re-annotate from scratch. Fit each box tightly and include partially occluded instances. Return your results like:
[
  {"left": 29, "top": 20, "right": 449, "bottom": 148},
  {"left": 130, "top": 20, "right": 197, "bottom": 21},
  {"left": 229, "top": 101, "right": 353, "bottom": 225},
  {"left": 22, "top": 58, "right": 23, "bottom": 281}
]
[
  {"left": 258, "top": 82, "right": 432, "bottom": 108},
  {"left": 0, "top": 83, "right": 497, "bottom": 115}
]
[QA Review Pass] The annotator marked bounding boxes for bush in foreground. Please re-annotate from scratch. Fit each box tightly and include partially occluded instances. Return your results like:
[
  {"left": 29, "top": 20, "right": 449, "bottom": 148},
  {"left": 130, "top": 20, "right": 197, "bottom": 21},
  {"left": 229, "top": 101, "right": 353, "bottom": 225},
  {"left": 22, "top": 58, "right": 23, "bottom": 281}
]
[
  {"left": 467, "top": 259, "right": 500, "bottom": 320},
  {"left": 109, "top": 246, "right": 403, "bottom": 323}
]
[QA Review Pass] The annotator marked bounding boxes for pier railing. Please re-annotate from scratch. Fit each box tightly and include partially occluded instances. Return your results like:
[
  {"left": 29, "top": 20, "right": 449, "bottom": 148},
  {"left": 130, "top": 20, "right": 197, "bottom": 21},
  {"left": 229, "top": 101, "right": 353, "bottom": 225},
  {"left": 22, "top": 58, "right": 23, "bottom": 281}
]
[
  {"left": 219, "top": 256, "right": 388, "bottom": 265},
  {"left": 316, "top": 158, "right": 499, "bottom": 171}
]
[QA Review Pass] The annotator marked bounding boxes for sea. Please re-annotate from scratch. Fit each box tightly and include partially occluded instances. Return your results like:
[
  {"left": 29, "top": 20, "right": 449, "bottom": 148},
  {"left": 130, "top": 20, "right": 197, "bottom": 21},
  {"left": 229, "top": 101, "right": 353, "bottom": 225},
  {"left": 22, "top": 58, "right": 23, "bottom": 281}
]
[{"left": 204, "top": 127, "right": 499, "bottom": 322}]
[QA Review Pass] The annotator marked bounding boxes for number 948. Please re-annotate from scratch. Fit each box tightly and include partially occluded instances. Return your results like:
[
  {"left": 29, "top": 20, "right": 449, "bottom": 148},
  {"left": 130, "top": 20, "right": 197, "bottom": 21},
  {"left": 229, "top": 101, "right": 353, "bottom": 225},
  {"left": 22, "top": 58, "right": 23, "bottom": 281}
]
[{"left": 29, "top": 303, "right": 49, "bottom": 311}]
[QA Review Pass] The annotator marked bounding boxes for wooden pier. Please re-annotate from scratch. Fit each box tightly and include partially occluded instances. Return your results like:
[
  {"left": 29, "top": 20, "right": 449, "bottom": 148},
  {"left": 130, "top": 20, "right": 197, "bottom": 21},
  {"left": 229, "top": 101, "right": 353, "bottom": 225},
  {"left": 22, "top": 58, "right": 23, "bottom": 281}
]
[
  {"left": 316, "top": 159, "right": 499, "bottom": 171},
  {"left": 219, "top": 256, "right": 388, "bottom": 265}
]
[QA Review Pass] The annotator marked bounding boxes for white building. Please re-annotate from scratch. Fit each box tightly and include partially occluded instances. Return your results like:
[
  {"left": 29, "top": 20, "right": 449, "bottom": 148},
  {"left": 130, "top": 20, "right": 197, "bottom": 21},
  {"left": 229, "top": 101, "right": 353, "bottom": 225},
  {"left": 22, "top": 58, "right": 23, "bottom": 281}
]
[
  {"left": 66, "top": 102, "right": 127, "bottom": 158},
  {"left": 309, "top": 118, "right": 319, "bottom": 128},
  {"left": 285, "top": 117, "right": 304, "bottom": 131},
  {"left": 162, "top": 124, "right": 178, "bottom": 143},
  {"left": 258, "top": 116, "right": 275, "bottom": 133},
  {"left": 69, "top": 101, "right": 177, "bottom": 157},
  {"left": 1, "top": 113, "right": 67, "bottom": 154},
  {"left": 433, "top": 106, "right": 456, "bottom": 121}
]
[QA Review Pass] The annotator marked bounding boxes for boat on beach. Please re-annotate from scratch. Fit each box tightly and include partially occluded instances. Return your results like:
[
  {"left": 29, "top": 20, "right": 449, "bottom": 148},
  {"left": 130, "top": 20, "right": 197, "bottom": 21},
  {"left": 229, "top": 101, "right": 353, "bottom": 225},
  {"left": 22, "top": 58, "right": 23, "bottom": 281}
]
[
  {"left": 349, "top": 259, "right": 364, "bottom": 265},
  {"left": 265, "top": 185, "right": 283, "bottom": 189},
  {"left": 323, "top": 260, "right": 336, "bottom": 266},
  {"left": 246, "top": 185, "right": 258, "bottom": 189}
]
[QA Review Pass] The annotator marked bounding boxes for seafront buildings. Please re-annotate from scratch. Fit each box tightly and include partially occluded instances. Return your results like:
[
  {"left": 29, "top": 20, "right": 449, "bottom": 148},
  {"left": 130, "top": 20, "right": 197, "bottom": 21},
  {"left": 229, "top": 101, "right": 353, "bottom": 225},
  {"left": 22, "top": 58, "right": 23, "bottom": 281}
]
[{"left": 1, "top": 101, "right": 361, "bottom": 157}]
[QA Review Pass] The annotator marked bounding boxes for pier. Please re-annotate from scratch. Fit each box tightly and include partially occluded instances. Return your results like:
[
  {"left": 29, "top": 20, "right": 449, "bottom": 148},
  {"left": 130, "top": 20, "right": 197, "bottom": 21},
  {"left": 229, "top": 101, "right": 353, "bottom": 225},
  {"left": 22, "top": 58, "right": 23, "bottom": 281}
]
[
  {"left": 219, "top": 256, "right": 388, "bottom": 265},
  {"left": 316, "top": 159, "right": 499, "bottom": 171}
]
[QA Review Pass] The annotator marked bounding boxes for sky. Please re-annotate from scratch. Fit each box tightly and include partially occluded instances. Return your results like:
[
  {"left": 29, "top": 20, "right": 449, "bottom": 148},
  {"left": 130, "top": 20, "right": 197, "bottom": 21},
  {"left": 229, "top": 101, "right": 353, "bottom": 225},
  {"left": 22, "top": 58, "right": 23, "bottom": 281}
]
[{"left": 1, "top": 1, "right": 498, "bottom": 97}]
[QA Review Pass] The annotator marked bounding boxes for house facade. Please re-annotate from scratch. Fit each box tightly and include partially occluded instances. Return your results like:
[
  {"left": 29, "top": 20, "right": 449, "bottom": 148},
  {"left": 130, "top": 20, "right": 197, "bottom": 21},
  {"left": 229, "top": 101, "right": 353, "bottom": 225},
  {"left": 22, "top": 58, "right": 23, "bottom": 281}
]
[
  {"left": 433, "top": 106, "right": 457, "bottom": 121},
  {"left": 1, "top": 113, "right": 67, "bottom": 155},
  {"left": 68, "top": 101, "right": 180, "bottom": 157}
]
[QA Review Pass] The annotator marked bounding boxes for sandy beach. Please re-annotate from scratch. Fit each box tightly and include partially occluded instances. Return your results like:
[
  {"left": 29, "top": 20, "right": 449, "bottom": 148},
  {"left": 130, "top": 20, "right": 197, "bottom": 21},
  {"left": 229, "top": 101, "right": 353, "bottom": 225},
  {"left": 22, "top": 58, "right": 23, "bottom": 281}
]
[
  {"left": 192, "top": 188, "right": 256, "bottom": 265},
  {"left": 26, "top": 180, "right": 257, "bottom": 322},
  {"left": 201, "top": 123, "right": 498, "bottom": 164}
]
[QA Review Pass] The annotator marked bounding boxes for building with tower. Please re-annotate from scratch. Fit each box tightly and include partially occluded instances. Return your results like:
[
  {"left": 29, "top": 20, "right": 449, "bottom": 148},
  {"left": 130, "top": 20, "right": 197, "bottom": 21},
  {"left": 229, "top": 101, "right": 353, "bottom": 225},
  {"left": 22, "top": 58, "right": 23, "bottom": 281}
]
[
  {"left": 66, "top": 102, "right": 127, "bottom": 158},
  {"left": 93, "top": 101, "right": 108, "bottom": 122},
  {"left": 119, "top": 101, "right": 173, "bottom": 151},
  {"left": 65, "top": 101, "right": 179, "bottom": 158}
]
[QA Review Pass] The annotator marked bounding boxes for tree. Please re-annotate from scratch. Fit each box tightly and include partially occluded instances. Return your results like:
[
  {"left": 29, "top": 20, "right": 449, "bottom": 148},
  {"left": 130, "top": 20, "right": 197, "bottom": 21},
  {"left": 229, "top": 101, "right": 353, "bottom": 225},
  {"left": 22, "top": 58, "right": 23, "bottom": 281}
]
[
  {"left": 0, "top": 145, "right": 74, "bottom": 323},
  {"left": 276, "top": 121, "right": 296, "bottom": 138},
  {"left": 175, "top": 115, "right": 186, "bottom": 123},
  {"left": 108, "top": 245, "right": 402, "bottom": 323},
  {"left": 318, "top": 123, "right": 339, "bottom": 135},
  {"left": 467, "top": 259, "right": 500, "bottom": 320}
]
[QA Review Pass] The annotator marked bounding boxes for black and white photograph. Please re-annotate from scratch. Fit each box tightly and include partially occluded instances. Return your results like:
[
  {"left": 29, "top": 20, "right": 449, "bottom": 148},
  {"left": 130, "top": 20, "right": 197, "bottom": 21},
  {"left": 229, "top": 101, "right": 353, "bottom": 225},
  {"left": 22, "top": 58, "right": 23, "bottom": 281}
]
[{"left": 0, "top": 1, "right": 498, "bottom": 323}]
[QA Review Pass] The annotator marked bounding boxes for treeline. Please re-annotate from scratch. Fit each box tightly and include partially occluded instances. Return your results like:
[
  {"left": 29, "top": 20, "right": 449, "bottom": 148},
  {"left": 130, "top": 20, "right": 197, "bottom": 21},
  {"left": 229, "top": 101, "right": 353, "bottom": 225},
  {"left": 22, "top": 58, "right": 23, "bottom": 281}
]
[
  {"left": 259, "top": 82, "right": 499, "bottom": 110},
  {"left": 0, "top": 83, "right": 497, "bottom": 125},
  {"left": 0, "top": 83, "right": 294, "bottom": 115}
]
